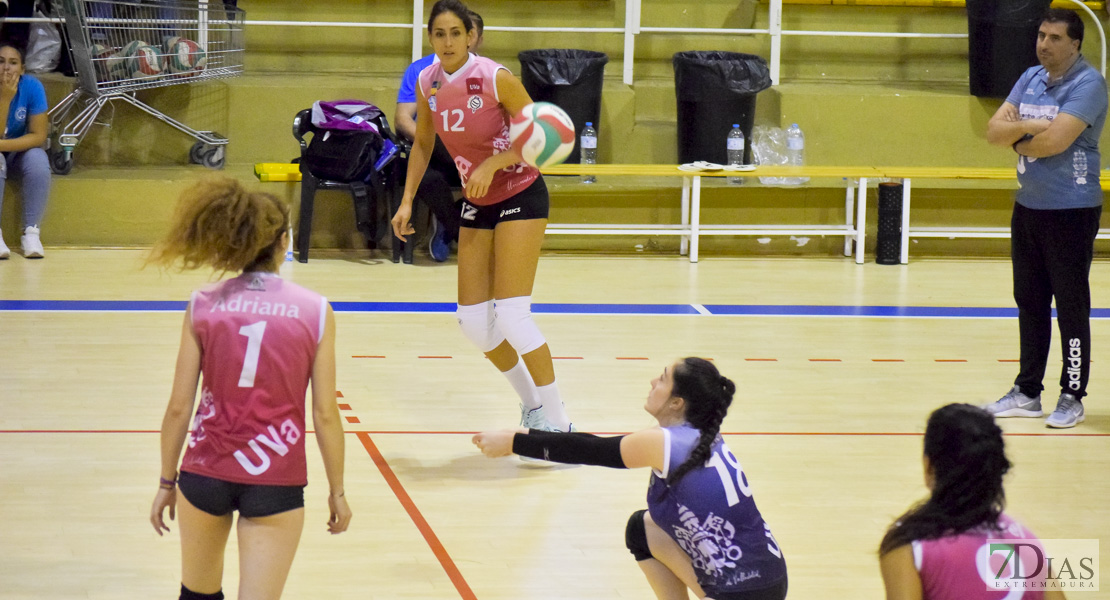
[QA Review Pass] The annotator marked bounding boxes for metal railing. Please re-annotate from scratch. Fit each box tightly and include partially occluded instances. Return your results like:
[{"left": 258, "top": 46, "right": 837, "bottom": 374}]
[{"left": 10, "top": 0, "right": 1106, "bottom": 84}]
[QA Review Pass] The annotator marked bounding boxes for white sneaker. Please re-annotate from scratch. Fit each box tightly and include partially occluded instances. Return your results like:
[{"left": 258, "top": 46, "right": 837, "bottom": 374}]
[
  {"left": 982, "top": 386, "right": 1043, "bottom": 418},
  {"left": 21, "top": 226, "right": 43, "bottom": 258},
  {"left": 0, "top": 232, "right": 9, "bottom": 259},
  {"left": 1045, "top": 393, "right": 1085, "bottom": 428}
]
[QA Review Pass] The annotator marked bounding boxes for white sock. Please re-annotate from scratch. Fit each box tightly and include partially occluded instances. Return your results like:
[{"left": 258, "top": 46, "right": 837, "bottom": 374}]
[
  {"left": 536, "top": 381, "right": 571, "bottom": 431},
  {"left": 502, "top": 359, "right": 540, "bottom": 409}
]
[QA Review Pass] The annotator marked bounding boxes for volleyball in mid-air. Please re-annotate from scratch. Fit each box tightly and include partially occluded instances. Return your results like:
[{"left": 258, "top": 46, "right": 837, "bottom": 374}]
[{"left": 509, "top": 102, "right": 575, "bottom": 168}]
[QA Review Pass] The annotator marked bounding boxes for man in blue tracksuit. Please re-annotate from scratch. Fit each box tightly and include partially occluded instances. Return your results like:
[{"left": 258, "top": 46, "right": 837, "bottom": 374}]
[{"left": 984, "top": 9, "right": 1107, "bottom": 428}]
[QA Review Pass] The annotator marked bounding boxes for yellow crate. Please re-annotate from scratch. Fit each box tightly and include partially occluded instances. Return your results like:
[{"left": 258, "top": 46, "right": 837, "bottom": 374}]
[{"left": 254, "top": 163, "right": 302, "bottom": 182}]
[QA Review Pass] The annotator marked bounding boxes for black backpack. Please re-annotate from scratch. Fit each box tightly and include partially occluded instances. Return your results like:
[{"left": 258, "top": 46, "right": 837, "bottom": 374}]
[{"left": 302, "top": 128, "right": 383, "bottom": 183}]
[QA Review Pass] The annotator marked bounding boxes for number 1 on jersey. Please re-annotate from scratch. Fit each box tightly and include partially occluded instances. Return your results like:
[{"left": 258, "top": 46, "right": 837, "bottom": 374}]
[{"left": 238, "top": 321, "right": 267, "bottom": 387}]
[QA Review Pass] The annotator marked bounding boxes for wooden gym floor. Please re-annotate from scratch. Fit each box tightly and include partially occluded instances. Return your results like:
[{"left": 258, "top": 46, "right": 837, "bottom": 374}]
[{"left": 1, "top": 249, "right": 1108, "bottom": 599}]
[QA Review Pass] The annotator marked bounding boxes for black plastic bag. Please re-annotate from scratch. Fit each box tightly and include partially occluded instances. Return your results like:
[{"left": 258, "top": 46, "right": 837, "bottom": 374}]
[
  {"left": 673, "top": 51, "right": 771, "bottom": 100},
  {"left": 519, "top": 49, "right": 608, "bottom": 164},
  {"left": 673, "top": 51, "right": 770, "bottom": 165}
]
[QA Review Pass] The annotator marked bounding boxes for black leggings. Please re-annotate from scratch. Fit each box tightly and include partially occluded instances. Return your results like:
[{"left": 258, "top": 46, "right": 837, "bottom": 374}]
[{"left": 1011, "top": 202, "right": 1102, "bottom": 399}]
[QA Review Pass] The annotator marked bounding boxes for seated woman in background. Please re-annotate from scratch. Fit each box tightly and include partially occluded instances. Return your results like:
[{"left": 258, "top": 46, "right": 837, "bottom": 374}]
[
  {"left": 0, "top": 43, "right": 49, "bottom": 259},
  {"left": 879, "top": 403, "right": 1065, "bottom": 600}
]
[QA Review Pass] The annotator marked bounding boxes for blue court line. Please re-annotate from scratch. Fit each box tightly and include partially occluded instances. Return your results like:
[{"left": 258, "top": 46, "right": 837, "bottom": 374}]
[{"left": 4, "top": 299, "right": 1110, "bottom": 319}]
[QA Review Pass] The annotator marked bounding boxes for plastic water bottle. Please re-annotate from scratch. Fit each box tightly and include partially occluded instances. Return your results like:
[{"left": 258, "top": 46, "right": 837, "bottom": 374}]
[
  {"left": 284, "top": 227, "right": 294, "bottom": 263},
  {"left": 785, "top": 123, "right": 809, "bottom": 185},
  {"left": 727, "top": 124, "right": 745, "bottom": 185},
  {"left": 581, "top": 122, "right": 597, "bottom": 184}
]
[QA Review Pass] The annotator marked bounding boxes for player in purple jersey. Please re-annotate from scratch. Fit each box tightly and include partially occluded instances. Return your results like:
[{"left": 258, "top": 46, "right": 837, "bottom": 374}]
[
  {"left": 879, "top": 404, "right": 1065, "bottom": 600},
  {"left": 474, "top": 358, "right": 788, "bottom": 600}
]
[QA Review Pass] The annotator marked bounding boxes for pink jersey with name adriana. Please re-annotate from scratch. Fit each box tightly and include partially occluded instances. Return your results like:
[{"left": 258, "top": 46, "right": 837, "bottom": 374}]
[
  {"left": 912, "top": 514, "right": 1045, "bottom": 600},
  {"left": 418, "top": 53, "right": 539, "bottom": 206},
  {"left": 180, "top": 272, "right": 327, "bottom": 486}
]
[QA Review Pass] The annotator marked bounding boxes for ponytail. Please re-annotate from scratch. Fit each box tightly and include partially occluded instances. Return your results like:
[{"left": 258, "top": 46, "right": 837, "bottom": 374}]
[
  {"left": 666, "top": 358, "right": 735, "bottom": 487},
  {"left": 879, "top": 404, "right": 1011, "bottom": 555}
]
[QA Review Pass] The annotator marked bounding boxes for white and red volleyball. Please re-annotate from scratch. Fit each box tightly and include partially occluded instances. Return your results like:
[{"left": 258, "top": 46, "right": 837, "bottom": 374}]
[
  {"left": 126, "top": 41, "right": 163, "bottom": 77},
  {"left": 509, "top": 102, "right": 575, "bottom": 168},
  {"left": 165, "top": 38, "right": 207, "bottom": 75}
]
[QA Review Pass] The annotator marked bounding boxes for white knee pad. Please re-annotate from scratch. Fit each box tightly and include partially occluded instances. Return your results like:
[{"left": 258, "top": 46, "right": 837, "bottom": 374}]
[
  {"left": 494, "top": 296, "right": 547, "bottom": 355},
  {"left": 456, "top": 301, "right": 505, "bottom": 353}
]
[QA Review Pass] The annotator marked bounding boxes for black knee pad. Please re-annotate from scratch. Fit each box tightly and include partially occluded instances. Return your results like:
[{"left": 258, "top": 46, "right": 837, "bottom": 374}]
[
  {"left": 180, "top": 584, "right": 224, "bottom": 600},
  {"left": 625, "top": 509, "right": 653, "bottom": 561}
]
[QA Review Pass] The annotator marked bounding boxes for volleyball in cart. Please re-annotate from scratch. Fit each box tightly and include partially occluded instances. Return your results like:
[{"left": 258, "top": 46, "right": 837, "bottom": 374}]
[{"left": 47, "top": 0, "right": 244, "bottom": 174}]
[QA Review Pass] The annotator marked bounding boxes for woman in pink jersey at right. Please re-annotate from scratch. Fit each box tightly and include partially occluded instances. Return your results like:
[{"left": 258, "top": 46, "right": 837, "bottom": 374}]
[
  {"left": 148, "top": 178, "right": 351, "bottom": 600},
  {"left": 391, "top": 0, "right": 573, "bottom": 433},
  {"left": 879, "top": 403, "right": 1065, "bottom": 600}
]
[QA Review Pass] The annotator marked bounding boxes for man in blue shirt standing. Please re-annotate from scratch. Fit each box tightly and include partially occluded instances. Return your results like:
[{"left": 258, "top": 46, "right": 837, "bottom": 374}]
[{"left": 984, "top": 9, "right": 1107, "bottom": 428}]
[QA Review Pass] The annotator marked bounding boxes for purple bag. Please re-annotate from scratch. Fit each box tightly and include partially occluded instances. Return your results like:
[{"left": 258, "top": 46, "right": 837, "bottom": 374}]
[{"left": 311, "top": 100, "right": 383, "bottom": 133}]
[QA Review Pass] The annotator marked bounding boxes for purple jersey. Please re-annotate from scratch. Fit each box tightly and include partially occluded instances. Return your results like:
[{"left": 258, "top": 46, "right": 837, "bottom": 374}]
[{"left": 647, "top": 424, "right": 787, "bottom": 595}]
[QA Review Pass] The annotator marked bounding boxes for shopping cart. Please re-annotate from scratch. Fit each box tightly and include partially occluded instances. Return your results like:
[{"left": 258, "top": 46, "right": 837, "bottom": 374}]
[{"left": 48, "top": 0, "right": 245, "bottom": 174}]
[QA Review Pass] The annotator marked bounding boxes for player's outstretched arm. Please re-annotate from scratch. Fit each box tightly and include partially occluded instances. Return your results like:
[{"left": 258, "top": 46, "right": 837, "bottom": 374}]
[
  {"left": 151, "top": 306, "right": 202, "bottom": 536},
  {"left": 311, "top": 304, "right": 351, "bottom": 534},
  {"left": 473, "top": 427, "right": 665, "bottom": 471}
]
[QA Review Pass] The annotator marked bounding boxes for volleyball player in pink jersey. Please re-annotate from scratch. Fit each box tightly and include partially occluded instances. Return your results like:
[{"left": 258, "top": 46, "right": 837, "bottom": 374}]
[
  {"left": 391, "top": 0, "right": 573, "bottom": 433},
  {"left": 148, "top": 178, "right": 351, "bottom": 600},
  {"left": 879, "top": 404, "right": 1065, "bottom": 600}
]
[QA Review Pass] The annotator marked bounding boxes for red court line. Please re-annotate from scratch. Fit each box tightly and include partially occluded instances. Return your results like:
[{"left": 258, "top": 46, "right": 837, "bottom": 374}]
[
  {"left": 553, "top": 356, "right": 584, "bottom": 360},
  {"left": 418, "top": 356, "right": 454, "bottom": 359},
  {"left": 809, "top": 359, "right": 841, "bottom": 362},
  {"left": 345, "top": 416, "right": 361, "bottom": 424},
  {"left": 872, "top": 359, "right": 905, "bottom": 363},
  {"left": 338, "top": 403, "right": 352, "bottom": 411},
  {"left": 352, "top": 355, "right": 386, "bottom": 359},
  {"left": 356, "top": 432, "right": 477, "bottom": 600},
  {"left": 745, "top": 358, "right": 778, "bottom": 362},
  {"left": 4, "top": 429, "right": 1108, "bottom": 437},
  {"left": 998, "top": 359, "right": 1020, "bottom": 363},
  {"left": 935, "top": 359, "right": 968, "bottom": 363},
  {"left": 336, "top": 391, "right": 345, "bottom": 398},
  {"left": 616, "top": 357, "right": 650, "bottom": 360}
]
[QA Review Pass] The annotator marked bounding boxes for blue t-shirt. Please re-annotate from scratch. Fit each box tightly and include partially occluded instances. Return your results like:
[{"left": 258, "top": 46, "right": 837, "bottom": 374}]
[
  {"left": 646, "top": 424, "right": 787, "bottom": 596},
  {"left": 5, "top": 75, "right": 47, "bottom": 140},
  {"left": 396, "top": 54, "right": 437, "bottom": 103},
  {"left": 1005, "top": 56, "right": 1108, "bottom": 210}
]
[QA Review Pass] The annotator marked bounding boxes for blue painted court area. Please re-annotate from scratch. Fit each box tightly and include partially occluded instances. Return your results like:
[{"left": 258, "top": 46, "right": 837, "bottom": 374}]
[{"left": 4, "top": 299, "right": 1110, "bottom": 319}]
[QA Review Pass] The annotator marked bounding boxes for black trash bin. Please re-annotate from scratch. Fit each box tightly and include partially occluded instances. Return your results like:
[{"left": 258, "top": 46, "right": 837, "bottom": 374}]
[
  {"left": 876, "top": 182, "right": 903, "bottom": 265},
  {"left": 673, "top": 51, "right": 771, "bottom": 166},
  {"left": 519, "top": 49, "right": 608, "bottom": 164},
  {"left": 966, "top": 0, "right": 1051, "bottom": 98}
]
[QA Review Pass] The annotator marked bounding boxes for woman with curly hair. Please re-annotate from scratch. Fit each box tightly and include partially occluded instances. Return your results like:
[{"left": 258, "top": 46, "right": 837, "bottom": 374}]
[{"left": 148, "top": 178, "right": 351, "bottom": 600}]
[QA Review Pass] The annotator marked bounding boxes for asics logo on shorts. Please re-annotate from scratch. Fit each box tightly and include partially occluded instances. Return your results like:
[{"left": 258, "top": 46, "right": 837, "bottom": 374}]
[
  {"left": 500, "top": 207, "right": 521, "bottom": 218},
  {"left": 461, "top": 203, "right": 478, "bottom": 221}
]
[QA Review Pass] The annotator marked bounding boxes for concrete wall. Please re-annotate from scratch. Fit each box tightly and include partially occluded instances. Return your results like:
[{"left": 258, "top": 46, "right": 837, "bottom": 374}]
[{"left": 3, "top": 1, "right": 1106, "bottom": 257}]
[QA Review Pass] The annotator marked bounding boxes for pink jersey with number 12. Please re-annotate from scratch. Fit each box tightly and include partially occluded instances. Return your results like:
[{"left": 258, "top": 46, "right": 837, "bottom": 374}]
[{"left": 418, "top": 53, "right": 538, "bottom": 206}]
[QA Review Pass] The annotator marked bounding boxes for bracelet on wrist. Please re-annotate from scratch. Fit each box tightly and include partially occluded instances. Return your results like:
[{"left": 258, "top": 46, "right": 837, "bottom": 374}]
[{"left": 159, "top": 475, "right": 177, "bottom": 490}]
